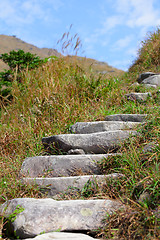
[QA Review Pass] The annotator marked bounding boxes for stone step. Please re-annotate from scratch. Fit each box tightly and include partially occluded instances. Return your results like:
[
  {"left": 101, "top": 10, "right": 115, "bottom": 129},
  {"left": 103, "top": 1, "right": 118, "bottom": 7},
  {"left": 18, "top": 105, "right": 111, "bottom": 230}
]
[
  {"left": 24, "top": 232, "right": 100, "bottom": 240},
  {"left": 0, "top": 198, "right": 124, "bottom": 239},
  {"left": 42, "top": 130, "right": 137, "bottom": 154},
  {"left": 141, "top": 74, "right": 160, "bottom": 86},
  {"left": 125, "top": 92, "right": 152, "bottom": 101},
  {"left": 20, "top": 154, "right": 119, "bottom": 177},
  {"left": 70, "top": 120, "right": 141, "bottom": 134},
  {"left": 22, "top": 173, "right": 124, "bottom": 197},
  {"left": 104, "top": 114, "right": 147, "bottom": 122},
  {"left": 137, "top": 72, "right": 157, "bottom": 83}
]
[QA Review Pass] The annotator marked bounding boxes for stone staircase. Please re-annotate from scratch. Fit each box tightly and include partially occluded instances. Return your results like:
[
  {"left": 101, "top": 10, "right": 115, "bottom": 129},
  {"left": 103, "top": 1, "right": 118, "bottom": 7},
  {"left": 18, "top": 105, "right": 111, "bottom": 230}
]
[
  {"left": 0, "top": 72, "right": 159, "bottom": 240},
  {"left": 20, "top": 114, "right": 146, "bottom": 199},
  {"left": 1, "top": 114, "right": 147, "bottom": 240}
]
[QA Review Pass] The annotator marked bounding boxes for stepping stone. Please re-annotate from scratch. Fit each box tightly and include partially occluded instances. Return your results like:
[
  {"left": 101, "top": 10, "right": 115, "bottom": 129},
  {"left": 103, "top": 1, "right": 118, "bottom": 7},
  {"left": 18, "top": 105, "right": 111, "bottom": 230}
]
[
  {"left": 70, "top": 121, "right": 141, "bottom": 134},
  {"left": 0, "top": 198, "right": 124, "bottom": 239},
  {"left": 137, "top": 72, "right": 157, "bottom": 83},
  {"left": 141, "top": 74, "right": 160, "bottom": 86},
  {"left": 142, "top": 142, "right": 158, "bottom": 153},
  {"left": 22, "top": 173, "right": 124, "bottom": 197},
  {"left": 68, "top": 148, "right": 85, "bottom": 154},
  {"left": 143, "top": 84, "right": 157, "bottom": 89},
  {"left": 42, "top": 130, "right": 137, "bottom": 154},
  {"left": 104, "top": 114, "right": 147, "bottom": 122},
  {"left": 24, "top": 232, "right": 99, "bottom": 240},
  {"left": 20, "top": 154, "right": 119, "bottom": 177},
  {"left": 125, "top": 92, "right": 152, "bottom": 101}
]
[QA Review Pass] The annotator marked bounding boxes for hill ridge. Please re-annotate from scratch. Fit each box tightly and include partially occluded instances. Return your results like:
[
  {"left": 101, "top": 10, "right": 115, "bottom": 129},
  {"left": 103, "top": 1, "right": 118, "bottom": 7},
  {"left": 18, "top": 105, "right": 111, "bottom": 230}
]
[{"left": 0, "top": 34, "right": 123, "bottom": 76}]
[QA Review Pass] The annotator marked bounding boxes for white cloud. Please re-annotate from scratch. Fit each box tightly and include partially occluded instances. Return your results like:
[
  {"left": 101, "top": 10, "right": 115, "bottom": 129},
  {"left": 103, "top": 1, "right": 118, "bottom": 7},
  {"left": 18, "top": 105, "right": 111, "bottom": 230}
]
[
  {"left": 98, "top": 15, "right": 124, "bottom": 35},
  {"left": 115, "top": 0, "right": 160, "bottom": 28},
  {"left": 46, "top": 0, "right": 64, "bottom": 11},
  {"left": 0, "top": 0, "right": 63, "bottom": 27},
  {"left": 0, "top": 1, "right": 15, "bottom": 19},
  {"left": 111, "top": 35, "right": 133, "bottom": 51},
  {"left": 99, "top": 0, "right": 160, "bottom": 37},
  {"left": 114, "top": 0, "right": 132, "bottom": 13}
]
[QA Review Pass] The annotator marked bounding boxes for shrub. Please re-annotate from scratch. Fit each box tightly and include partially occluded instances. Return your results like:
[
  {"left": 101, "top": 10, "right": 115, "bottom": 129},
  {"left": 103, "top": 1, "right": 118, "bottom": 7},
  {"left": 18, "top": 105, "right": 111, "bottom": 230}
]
[
  {"left": 0, "top": 49, "right": 43, "bottom": 72},
  {"left": 0, "top": 50, "right": 43, "bottom": 100}
]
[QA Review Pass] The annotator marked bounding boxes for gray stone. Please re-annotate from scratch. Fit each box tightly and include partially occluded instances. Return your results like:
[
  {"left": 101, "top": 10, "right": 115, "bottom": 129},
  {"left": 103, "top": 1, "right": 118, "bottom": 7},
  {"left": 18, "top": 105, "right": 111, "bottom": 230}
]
[
  {"left": 0, "top": 198, "right": 123, "bottom": 238},
  {"left": 138, "top": 192, "right": 151, "bottom": 204},
  {"left": 42, "top": 130, "right": 137, "bottom": 154},
  {"left": 104, "top": 114, "right": 147, "bottom": 122},
  {"left": 125, "top": 92, "right": 152, "bottom": 101},
  {"left": 67, "top": 148, "right": 85, "bottom": 154},
  {"left": 24, "top": 232, "right": 98, "bottom": 240},
  {"left": 141, "top": 74, "right": 160, "bottom": 86},
  {"left": 137, "top": 72, "right": 157, "bottom": 83},
  {"left": 20, "top": 154, "right": 118, "bottom": 177},
  {"left": 142, "top": 142, "right": 158, "bottom": 153},
  {"left": 22, "top": 173, "right": 124, "bottom": 197},
  {"left": 131, "top": 82, "right": 140, "bottom": 87},
  {"left": 70, "top": 121, "right": 141, "bottom": 134},
  {"left": 143, "top": 84, "right": 157, "bottom": 89}
]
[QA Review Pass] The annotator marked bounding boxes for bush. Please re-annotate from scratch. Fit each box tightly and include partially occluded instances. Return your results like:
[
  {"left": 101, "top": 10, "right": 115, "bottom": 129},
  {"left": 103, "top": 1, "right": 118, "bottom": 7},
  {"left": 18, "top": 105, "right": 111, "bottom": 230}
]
[
  {"left": 0, "top": 49, "right": 43, "bottom": 72},
  {"left": 0, "top": 50, "right": 43, "bottom": 100}
]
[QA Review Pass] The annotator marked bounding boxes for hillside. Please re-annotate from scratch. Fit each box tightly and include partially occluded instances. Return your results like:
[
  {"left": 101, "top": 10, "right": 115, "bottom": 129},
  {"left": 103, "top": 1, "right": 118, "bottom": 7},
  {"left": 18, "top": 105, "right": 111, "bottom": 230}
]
[
  {"left": 0, "top": 34, "right": 123, "bottom": 76},
  {"left": 0, "top": 35, "right": 60, "bottom": 71},
  {"left": 0, "top": 29, "right": 159, "bottom": 240}
]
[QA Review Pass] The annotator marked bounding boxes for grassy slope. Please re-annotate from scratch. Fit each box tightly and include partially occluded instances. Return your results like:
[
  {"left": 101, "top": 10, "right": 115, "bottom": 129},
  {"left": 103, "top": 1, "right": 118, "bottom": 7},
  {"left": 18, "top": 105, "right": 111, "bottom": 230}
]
[
  {"left": 0, "top": 29, "right": 160, "bottom": 239},
  {"left": 0, "top": 35, "right": 123, "bottom": 78}
]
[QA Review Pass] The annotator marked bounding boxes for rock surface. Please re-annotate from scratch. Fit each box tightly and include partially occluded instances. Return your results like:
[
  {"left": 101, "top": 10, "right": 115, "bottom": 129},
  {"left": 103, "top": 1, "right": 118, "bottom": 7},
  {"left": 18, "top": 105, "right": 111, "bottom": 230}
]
[
  {"left": 137, "top": 72, "right": 157, "bottom": 83},
  {"left": 125, "top": 92, "right": 152, "bottom": 101},
  {"left": 67, "top": 148, "right": 85, "bottom": 154},
  {"left": 142, "top": 142, "right": 158, "bottom": 153},
  {"left": 22, "top": 173, "right": 124, "bottom": 197},
  {"left": 104, "top": 114, "right": 147, "bottom": 122},
  {"left": 24, "top": 232, "right": 98, "bottom": 240},
  {"left": 20, "top": 154, "right": 118, "bottom": 177},
  {"left": 143, "top": 84, "right": 157, "bottom": 88},
  {"left": 141, "top": 74, "right": 160, "bottom": 86},
  {"left": 70, "top": 121, "right": 141, "bottom": 134},
  {"left": 42, "top": 130, "right": 137, "bottom": 154},
  {"left": 0, "top": 198, "right": 123, "bottom": 239}
]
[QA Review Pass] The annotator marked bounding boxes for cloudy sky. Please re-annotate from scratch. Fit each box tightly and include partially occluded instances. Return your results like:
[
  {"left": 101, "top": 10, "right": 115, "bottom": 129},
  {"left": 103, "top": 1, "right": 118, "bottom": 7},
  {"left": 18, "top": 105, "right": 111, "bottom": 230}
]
[{"left": 0, "top": 0, "right": 160, "bottom": 70}]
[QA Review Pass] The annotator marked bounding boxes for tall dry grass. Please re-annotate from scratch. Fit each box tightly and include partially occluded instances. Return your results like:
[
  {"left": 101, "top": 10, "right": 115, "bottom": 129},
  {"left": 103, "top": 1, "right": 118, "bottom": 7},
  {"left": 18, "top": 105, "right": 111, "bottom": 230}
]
[{"left": 0, "top": 27, "right": 160, "bottom": 239}]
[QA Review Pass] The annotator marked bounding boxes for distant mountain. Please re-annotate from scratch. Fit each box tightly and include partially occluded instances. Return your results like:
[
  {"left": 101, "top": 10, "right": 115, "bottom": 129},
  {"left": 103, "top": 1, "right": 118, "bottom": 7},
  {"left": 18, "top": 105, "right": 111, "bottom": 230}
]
[
  {"left": 0, "top": 35, "right": 124, "bottom": 76},
  {"left": 65, "top": 55, "right": 124, "bottom": 76},
  {"left": 0, "top": 35, "right": 60, "bottom": 71}
]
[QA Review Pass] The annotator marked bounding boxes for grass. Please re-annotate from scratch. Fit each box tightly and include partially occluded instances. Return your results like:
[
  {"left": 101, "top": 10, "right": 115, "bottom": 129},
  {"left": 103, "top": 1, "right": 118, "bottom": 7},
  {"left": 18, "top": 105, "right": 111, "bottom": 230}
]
[{"left": 0, "top": 28, "right": 160, "bottom": 239}]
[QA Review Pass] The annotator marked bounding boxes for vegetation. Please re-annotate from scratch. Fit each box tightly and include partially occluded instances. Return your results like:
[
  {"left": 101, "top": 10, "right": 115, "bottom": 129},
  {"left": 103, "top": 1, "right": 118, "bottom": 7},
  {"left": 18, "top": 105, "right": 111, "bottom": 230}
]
[
  {"left": 0, "top": 28, "right": 160, "bottom": 239},
  {"left": 129, "top": 27, "right": 160, "bottom": 73},
  {"left": 0, "top": 50, "right": 43, "bottom": 99}
]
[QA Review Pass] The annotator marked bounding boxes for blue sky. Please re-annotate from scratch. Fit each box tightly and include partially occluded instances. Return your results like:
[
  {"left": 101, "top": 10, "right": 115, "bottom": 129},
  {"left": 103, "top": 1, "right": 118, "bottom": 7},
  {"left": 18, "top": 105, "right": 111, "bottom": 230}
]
[{"left": 0, "top": 0, "right": 160, "bottom": 71}]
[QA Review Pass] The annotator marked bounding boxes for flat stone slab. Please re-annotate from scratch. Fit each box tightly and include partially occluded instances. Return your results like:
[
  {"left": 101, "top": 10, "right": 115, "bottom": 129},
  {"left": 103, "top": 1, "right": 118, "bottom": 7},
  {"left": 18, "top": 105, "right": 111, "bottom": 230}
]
[
  {"left": 42, "top": 130, "right": 137, "bottom": 154},
  {"left": 143, "top": 84, "right": 157, "bottom": 88},
  {"left": 70, "top": 121, "right": 141, "bottom": 134},
  {"left": 137, "top": 72, "right": 157, "bottom": 83},
  {"left": 20, "top": 154, "right": 119, "bottom": 177},
  {"left": 0, "top": 198, "right": 123, "bottom": 238},
  {"left": 22, "top": 173, "right": 124, "bottom": 196},
  {"left": 24, "top": 232, "right": 99, "bottom": 240},
  {"left": 125, "top": 92, "right": 152, "bottom": 101},
  {"left": 105, "top": 114, "right": 147, "bottom": 122},
  {"left": 141, "top": 74, "right": 160, "bottom": 86}
]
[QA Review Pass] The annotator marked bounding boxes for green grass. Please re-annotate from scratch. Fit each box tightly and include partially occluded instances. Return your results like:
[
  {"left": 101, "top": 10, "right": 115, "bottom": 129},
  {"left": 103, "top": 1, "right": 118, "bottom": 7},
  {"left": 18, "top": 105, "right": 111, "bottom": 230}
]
[{"left": 0, "top": 28, "right": 160, "bottom": 239}]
